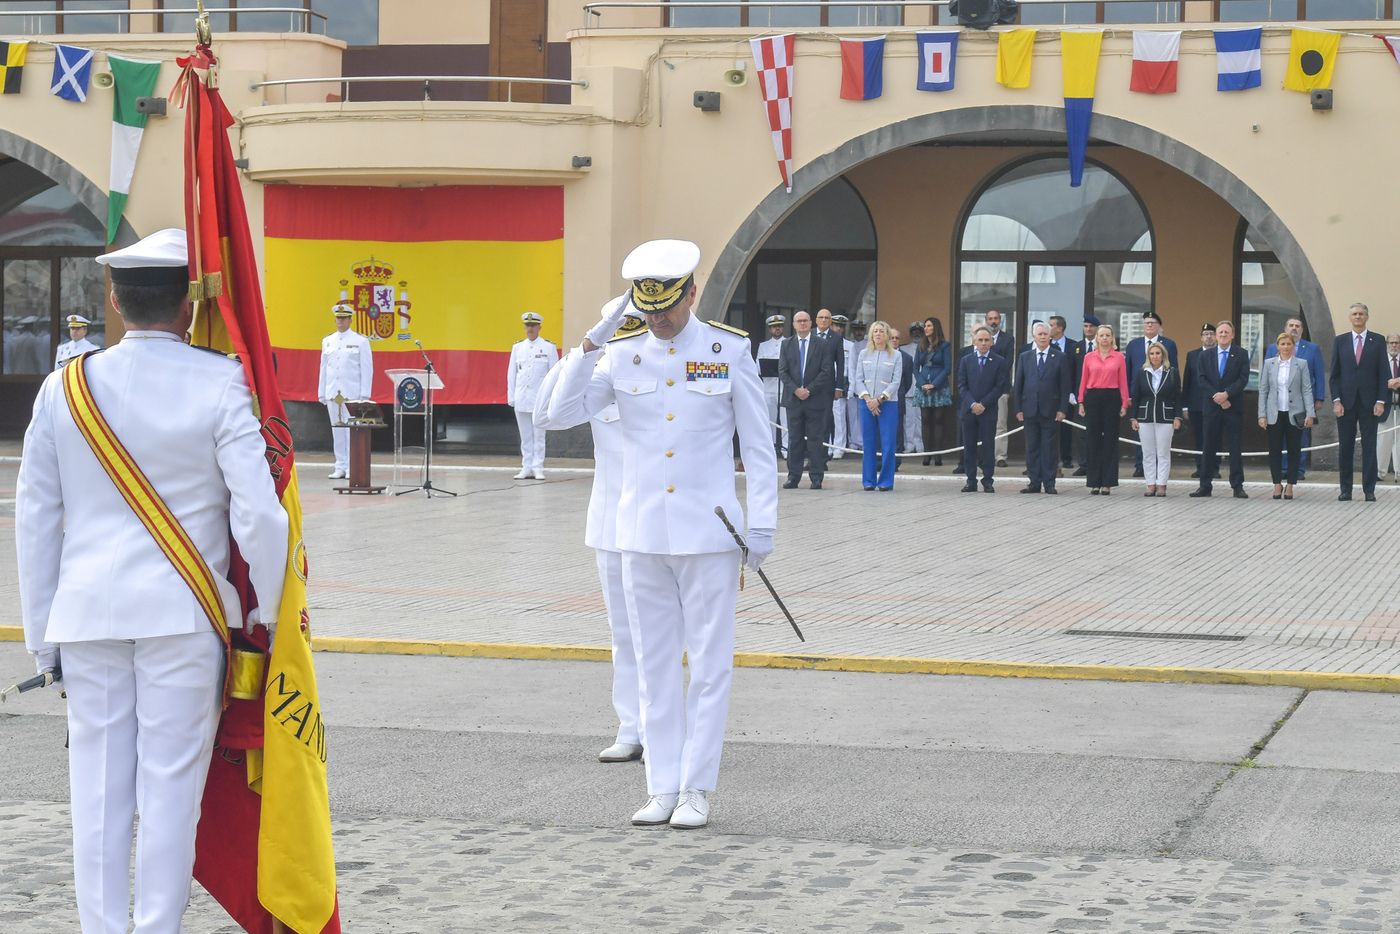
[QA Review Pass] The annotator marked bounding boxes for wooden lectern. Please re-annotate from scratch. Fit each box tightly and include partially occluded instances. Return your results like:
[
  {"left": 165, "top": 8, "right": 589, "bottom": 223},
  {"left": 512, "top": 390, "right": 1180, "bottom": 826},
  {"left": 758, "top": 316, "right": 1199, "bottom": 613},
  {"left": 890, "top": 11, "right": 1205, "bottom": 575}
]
[{"left": 333, "top": 398, "right": 386, "bottom": 495}]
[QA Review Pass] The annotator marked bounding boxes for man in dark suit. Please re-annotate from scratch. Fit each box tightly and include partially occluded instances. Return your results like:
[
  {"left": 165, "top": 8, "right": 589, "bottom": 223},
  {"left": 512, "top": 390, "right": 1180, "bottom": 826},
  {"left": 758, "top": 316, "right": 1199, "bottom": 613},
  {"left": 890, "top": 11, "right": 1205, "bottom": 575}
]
[
  {"left": 1180, "top": 322, "right": 1218, "bottom": 481},
  {"left": 1330, "top": 302, "right": 1390, "bottom": 501},
  {"left": 1190, "top": 320, "right": 1250, "bottom": 498},
  {"left": 812, "top": 308, "right": 846, "bottom": 457},
  {"left": 1013, "top": 323, "right": 1070, "bottom": 494},
  {"left": 1123, "top": 311, "right": 1180, "bottom": 477},
  {"left": 1069, "top": 314, "right": 1098, "bottom": 475},
  {"left": 958, "top": 325, "right": 1010, "bottom": 493},
  {"left": 1049, "top": 316, "right": 1075, "bottom": 469},
  {"left": 779, "top": 309, "right": 838, "bottom": 490}
]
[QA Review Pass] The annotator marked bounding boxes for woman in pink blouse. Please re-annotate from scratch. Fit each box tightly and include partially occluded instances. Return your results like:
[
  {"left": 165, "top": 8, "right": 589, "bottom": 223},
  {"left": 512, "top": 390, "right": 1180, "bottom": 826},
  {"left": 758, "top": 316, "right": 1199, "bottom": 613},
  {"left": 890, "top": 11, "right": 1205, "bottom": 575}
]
[{"left": 1077, "top": 324, "right": 1130, "bottom": 494}]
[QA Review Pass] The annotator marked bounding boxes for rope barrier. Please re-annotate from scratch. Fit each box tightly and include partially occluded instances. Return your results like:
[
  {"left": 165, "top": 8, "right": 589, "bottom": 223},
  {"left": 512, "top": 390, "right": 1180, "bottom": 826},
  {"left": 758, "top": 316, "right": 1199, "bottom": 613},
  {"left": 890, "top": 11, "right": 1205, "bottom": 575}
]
[{"left": 769, "top": 415, "right": 1400, "bottom": 460}]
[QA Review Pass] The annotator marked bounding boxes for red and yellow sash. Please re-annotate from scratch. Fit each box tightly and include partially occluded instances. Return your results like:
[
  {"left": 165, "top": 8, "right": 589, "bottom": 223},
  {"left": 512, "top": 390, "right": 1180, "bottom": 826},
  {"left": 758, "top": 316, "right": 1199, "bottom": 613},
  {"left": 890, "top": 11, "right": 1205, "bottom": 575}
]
[{"left": 61, "top": 352, "right": 232, "bottom": 697}]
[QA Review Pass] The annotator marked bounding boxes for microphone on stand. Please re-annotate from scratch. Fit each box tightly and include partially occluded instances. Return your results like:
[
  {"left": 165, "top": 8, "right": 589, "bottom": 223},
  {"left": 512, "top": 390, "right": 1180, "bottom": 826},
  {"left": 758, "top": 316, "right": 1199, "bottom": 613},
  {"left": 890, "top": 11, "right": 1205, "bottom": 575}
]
[{"left": 414, "top": 338, "right": 432, "bottom": 369}]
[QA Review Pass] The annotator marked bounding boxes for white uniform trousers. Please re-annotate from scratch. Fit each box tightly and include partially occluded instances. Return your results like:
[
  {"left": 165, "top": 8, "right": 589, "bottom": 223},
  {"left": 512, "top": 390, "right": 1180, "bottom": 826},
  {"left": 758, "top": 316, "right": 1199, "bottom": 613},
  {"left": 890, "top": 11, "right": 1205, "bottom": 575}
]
[
  {"left": 621, "top": 550, "right": 739, "bottom": 795},
  {"left": 829, "top": 397, "right": 847, "bottom": 457},
  {"left": 514, "top": 409, "right": 546, "bottom": 472},
  {"left": 1383, "top": 407, "right": 1400, "bottom": 477},
  {"left": 763, "top": 386, "right": 788, "bottom": 457},
  {"left": 596, "top": 549, "right": 641, "bottom": 746},
  {"left": 62, "top": 631, "right": 224, "bottom": 934},
  {"left": 845, "top": 396, "right": 862, "bottom": 452},
  {"left": 325, "top": 402, "right": 350, "bottom": 473},
  {"left": 902, "top": 396, "right": 922, "bottom": 452},
  {"left": 1138, "top": 422, "right": 1174, "bottom": 486},
  {"left": 995, "top": 395, "right": 1010, "bottom": 461}
]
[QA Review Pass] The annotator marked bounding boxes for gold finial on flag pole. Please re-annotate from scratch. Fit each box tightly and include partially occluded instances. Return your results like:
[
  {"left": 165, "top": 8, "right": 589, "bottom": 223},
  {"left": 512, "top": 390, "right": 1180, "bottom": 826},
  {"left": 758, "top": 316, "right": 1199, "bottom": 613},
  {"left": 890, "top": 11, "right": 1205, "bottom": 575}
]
[{"left": 195, "top": 0, "right": 212, "bottom": 46}]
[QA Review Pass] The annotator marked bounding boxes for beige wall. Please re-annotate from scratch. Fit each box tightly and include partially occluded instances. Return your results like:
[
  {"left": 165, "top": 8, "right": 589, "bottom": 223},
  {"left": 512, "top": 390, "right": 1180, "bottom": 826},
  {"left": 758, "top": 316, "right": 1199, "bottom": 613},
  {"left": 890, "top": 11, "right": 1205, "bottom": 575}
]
[
  {"left": 845, "top": 145, "right": 1240, "bottom": 342},
  {"left": 377, "top": 0, "right": 490, "bottom": 45}
]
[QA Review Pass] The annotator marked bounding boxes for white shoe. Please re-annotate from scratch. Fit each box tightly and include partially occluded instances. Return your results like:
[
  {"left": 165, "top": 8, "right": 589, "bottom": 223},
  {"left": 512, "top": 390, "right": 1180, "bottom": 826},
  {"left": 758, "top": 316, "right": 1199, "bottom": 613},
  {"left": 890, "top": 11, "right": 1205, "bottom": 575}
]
[
  {"left": 669, "top": 789, "right": 711, "bottom": 829},
  {"left": 630, "top": 793, "right": 678, "bottom": 826},
  {"left": 532, "top": 469, "right": 546, "bottom": 480},
  {"left": 513, "top": 470, "right": 531, "bottom": 480},
  {"left": 830, "top": 452, "right": 844, "bottom": 460},
  {"left": 327, "top": 469, "right": 346, "bottom": 480},
  {"left": 598, "top": 741, "right": 643, "bottom": 763}
]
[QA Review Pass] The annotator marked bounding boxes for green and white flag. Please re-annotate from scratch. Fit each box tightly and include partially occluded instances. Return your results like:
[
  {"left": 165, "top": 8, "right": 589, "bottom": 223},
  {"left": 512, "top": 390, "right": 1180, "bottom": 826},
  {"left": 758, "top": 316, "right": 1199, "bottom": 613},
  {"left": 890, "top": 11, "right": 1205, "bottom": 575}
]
[{"left": 107, "top": 55, "right": 161, "bottom": 244}]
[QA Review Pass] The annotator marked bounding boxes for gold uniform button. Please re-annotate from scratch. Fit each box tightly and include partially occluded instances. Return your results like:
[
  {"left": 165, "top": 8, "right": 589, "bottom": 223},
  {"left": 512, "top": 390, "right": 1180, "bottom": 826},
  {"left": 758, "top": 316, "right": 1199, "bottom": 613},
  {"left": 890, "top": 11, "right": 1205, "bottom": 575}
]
[
  {"left": 666, "top": 378, "right": 675, "bottom": 386},
  {"left": 668, "top": 347, "right": 676, "bottom": 355},
  {"left": 665, "top": 450, "right": 674, "bottom": 457},
  {"left": 666, "top": 413, "right": 675, "bottom": 421},
  {"left": 666, "top": 485, "right": 675, "bottom": 493}
]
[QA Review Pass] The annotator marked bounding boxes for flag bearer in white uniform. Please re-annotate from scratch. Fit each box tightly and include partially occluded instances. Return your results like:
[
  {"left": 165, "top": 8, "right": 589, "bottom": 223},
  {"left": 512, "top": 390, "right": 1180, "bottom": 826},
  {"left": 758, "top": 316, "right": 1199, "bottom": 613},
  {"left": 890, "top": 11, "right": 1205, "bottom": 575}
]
[
  {"left": 834, "top": 314, "right": 862, "bottom": 453},
  {"left": 16, "top": 228, "right": 289, "bottom": 934},
  {"left": 55, "top": 314, "right": 100, "bottom": 368},
  {"left": 537, "top": 310, "right": 648, "bottom": 764},
  {"left": 507, "top": 312, "right": 559, "bottom": 479},
  {"left": 317, "top": 303, "right": 373, "bottom": 480},
  {"left": 543, "top": 240, "right": 777, "bottom": 830},
  {"left": 756, "top": 314, "right": 788, "bottom": 458}
]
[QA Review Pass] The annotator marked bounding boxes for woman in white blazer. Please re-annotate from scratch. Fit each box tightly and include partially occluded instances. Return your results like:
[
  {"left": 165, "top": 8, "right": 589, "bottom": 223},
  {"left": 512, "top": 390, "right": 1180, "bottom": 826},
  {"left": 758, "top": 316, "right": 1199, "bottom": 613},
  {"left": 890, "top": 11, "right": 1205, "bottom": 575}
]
[
  {"left": 1257, "top": 331, "right": 1315, "bottom": 499},
  {"left": 852, "top": 321, "right": 903, "bottom": 491}
]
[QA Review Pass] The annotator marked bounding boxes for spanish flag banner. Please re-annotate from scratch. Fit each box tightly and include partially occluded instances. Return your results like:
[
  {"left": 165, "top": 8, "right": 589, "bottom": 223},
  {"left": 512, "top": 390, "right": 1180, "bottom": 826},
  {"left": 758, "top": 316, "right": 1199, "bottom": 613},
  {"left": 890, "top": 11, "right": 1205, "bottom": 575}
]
[
  {"left": 175, "top": 37, "right": 340, "bottom": 934},
  {"left": 1061, "top": 30, "right": 1103, "bottom": 189},
  {"left": 264, "top": 185, "right": 564, "bottom": 404},
  {"left": 996, "top": 29, "right": 1037, "bottom": 89},
  {"left": 1283, "top": 28, "right": 1340, "bottom": 92}
]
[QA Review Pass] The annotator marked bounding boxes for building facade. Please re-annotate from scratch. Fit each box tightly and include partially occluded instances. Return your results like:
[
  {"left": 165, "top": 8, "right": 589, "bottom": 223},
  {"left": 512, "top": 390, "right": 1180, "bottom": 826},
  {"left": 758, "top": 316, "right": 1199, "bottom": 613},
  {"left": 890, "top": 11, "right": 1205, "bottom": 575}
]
[{"left": 0, "top": 0, "right": 1392, "bottom": 457}]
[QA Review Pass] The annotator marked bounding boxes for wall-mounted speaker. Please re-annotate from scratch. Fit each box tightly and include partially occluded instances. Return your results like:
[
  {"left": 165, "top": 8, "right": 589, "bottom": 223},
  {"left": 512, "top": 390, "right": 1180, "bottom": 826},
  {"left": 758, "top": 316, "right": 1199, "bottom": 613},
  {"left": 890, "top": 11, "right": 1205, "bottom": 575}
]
[
  {"left": 722, "top": 68, "right": 747, "bottom": 88},
  {"left": 92, "top": 72, "right": 113, "bottom": 89}
]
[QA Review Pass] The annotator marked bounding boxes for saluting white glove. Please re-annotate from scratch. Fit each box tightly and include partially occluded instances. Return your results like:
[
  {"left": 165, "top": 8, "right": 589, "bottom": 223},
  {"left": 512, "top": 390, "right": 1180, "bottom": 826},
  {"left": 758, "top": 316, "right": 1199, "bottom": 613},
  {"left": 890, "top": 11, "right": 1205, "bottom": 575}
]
[
  {"left": 584, "top": 292, "right": 635, "bottom": 349},
  {"left": 33, "top": 647, "right": 58, "bottom": 675},
  {"left": 745, "top": 528, "right": 775, "bottom": 572}
]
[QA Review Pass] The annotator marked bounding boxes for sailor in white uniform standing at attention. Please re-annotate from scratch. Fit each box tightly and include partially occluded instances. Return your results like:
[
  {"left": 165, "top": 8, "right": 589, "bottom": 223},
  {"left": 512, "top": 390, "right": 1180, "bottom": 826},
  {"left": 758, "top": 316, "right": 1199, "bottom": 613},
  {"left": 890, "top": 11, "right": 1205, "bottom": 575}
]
[
  {"left": 317, "top": 302, "right": 373, "bottom": 480},
  {"left": 55, "top": 314, "right": 100, "bottom": 368},
  {"left": 16, "top": 228, "right": 289, "bottom": 932},
  {"left": 540, "top": 239, "right": 777, "bottom": 830},
  {"left": 507, "top": 311, "right": 559, "bottom": 479},
  {"left": 756, "top": 313, "right": 787, "bottom": 458},
  {"left": 536, "top": 307, "right": 648, "bottom": 764}
]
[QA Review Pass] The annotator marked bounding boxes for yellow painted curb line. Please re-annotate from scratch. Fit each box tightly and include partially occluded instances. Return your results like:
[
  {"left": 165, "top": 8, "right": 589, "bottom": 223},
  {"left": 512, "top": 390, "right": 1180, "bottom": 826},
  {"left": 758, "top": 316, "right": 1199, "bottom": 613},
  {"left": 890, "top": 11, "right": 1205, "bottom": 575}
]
[{"left": 8, "top": 627, "right": 1398, "bottom": 693}]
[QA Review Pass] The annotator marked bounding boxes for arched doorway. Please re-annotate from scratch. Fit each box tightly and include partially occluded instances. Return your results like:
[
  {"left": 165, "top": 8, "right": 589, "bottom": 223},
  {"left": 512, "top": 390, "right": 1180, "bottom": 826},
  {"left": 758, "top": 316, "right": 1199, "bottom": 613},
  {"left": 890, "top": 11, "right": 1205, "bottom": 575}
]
[
  {"left": 724, "top": 176, "right": 875, "bottom": 340},
  {"left": 956, "top": 155, "right": 1154, "bottom": 351}
]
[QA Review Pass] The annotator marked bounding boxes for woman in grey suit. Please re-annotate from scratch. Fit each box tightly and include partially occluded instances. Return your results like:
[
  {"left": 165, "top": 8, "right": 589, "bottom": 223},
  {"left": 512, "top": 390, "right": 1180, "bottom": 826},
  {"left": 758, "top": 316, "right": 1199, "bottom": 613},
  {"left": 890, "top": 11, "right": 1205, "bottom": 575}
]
[
  {"left": 853, "top": 320, "right": 904, "bottom": 492},
  {"left": 1258, "top": 331, "right": 1315, "bottom": 499}
]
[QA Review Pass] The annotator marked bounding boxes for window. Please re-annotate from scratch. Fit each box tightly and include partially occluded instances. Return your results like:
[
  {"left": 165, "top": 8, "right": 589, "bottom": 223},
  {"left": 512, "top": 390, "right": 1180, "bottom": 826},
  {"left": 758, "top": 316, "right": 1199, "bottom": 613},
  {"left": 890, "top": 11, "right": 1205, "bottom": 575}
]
[
  {"left": 324, "top": 0, "right": 376, "bottom": 44},
  {"left": 668, "top": 2, "right": 902, "bottom": 26},
  {"left": 160, "top": 0, "right": 330, "bottom": 35},
  {"left": 60, "top": 0, "right": 126, "bottom": 33},
  {"left": 0, "top": 1, "right": 56, "bottom": 34},
  {"left": 1236, "top": 220, "right": 1301, "bottom": 390}
]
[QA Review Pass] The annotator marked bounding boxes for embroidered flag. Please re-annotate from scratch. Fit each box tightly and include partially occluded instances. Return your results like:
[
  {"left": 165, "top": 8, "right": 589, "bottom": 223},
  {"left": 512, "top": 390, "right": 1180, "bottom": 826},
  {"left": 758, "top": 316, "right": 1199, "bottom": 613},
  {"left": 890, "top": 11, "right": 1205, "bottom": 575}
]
[
  {"left": 839, "top": 36, "right": 885, "bottom": 100},
  {"left": 107, "top": 55, "right": 161, "bottom": 243},
  {"left": 1215, "top": 27, "right": 1262, "bottom": 92},
  {"left": 751, "top": 34, "right": 796, "bottom": 193},
  {"left": 1380, "top": 35, "right": 1400, "bottom": 68},
  {"left": 0, "top": 40, "right": 29, "bottom": 94},
  {"left": 916, "top": 31, "right": 958, "bottom": 92},
  {"left": 1283, "top": 28, "right": 1340, "bottom": 92},
  {"left": 1130, "top": 30, "right": 1180, "bottom": 94},
  {"left": 1061, "top": 31, "right": 1102, "bottom": 189},
  {"left": 996, "top": 29, "right": 1036, "bottom": 89},
  {"left": 51, "top": 44, "right": 94, "bottom": 103}
]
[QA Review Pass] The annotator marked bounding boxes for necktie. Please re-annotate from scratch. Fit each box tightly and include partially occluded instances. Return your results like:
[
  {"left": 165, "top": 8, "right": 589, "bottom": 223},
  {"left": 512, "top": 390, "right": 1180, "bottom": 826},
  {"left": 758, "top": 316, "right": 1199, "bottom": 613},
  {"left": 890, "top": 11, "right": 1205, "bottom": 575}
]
[
  {"left": 799, "top": 338, "right": 807, "bottom": 387},
  {"left": 979, "top": 355, "right": 987, "bottom": 368},
  {"left": 1219, "top": 349, "right": 1227, "bottom": 377},
  {"left": 1392, "top": 355, "right": 1398, "bottom": 380},
  {"left": 1037, "top": 352, "right": 1046, "bottom": 375},
  {"left": 1356, "top": 333, "right": 1364, "bottom": 364}
]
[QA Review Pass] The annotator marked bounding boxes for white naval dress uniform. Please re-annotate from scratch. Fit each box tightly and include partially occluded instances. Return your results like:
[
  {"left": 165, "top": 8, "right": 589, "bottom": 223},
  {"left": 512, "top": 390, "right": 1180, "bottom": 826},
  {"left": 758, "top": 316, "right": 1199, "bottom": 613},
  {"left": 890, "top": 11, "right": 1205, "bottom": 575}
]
[
  {"left": 816, "top": 329, "right": 847, "bottom": 457},
  {"left": 844, "top": 337, "right": 862, "bottom": 451},
  {"left": 317, "top": 327, "right": 374, "bottom": 474},
  {"left": 755, "top": 335, "right": 787, "bottom": 456},
  {"left": 545, "top": 316, "right": 777, "bottom": 795},
  {"left": 55, "top": 336, "right": 100, "bottom": 368},
  {"left": 536, "top": 354, "right": 641, "bottom": 747},
  {"left": 507, "top": 336, "right": 559, "bottom": 474},
  {"left": 17, "top": 332, "right": 289, "bottom": 933}
]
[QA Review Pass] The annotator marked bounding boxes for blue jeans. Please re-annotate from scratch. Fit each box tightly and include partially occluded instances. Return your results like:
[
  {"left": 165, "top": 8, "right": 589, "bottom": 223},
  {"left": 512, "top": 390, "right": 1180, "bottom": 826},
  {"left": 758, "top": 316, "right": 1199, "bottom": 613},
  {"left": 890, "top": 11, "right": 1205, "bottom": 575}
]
[{"left": 860, "top": 401, "right": 899, "bottom": 489}]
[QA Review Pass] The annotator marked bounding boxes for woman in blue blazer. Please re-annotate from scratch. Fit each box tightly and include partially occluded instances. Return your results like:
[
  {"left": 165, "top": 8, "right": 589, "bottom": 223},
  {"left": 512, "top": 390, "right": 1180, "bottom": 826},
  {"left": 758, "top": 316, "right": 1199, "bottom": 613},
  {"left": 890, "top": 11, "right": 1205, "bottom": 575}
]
[{"left": 913, "top": 317, "right": 953, "bottom": 466}]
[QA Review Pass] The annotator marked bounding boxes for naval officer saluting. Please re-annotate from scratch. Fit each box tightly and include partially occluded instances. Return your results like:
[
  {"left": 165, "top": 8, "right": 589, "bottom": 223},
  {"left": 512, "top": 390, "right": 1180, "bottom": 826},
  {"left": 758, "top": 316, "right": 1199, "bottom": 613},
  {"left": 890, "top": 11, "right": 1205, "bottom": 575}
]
[
  {"left": 17, "top": 228, "right": 290, "bottom": 932},
  {"left": 55, "top": 314, "right": 100, "bottom": 368},
  {"left": 536, "top": 307, "right": 648, "bottom": 764},
  {"left": 542, "top": 239, "right": 778, "bottom": 829}
]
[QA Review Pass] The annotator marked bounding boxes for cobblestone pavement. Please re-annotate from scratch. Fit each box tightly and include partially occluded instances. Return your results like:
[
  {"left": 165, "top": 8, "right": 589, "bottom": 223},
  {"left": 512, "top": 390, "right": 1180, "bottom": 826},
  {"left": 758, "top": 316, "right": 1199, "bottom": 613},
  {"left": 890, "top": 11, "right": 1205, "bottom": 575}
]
[
  {"left": 2, "top": 800, "right": 1397, "bottom": 933},
  {"left": 1, "top": 454, "right": 1399, "bottom": 674}
]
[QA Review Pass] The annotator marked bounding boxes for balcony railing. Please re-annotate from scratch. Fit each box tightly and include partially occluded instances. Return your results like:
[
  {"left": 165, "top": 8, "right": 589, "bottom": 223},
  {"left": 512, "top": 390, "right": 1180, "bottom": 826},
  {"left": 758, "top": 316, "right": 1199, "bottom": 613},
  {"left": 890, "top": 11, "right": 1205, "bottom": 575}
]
[
  {"left": 0, "top": 4, "right": 327, "bottom": 35},
  {"left": 250, "top": 75, "right": 590, "bottom": 105}
]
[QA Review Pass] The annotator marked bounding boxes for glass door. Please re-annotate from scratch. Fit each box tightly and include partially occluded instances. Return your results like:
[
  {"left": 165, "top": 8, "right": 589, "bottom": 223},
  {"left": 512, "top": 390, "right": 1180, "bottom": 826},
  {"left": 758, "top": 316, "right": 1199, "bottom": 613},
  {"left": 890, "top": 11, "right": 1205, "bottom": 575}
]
[{"left": 1026, "top": 264, "right": 1088, "bottom": 345}]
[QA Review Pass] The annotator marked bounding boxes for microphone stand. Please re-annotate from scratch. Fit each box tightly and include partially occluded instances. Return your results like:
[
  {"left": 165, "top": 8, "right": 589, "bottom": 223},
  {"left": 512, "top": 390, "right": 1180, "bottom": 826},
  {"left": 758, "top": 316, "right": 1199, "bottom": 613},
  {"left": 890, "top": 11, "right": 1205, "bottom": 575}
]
[{"left": 395, "top": 341, "right": 457, "bottom": 497}]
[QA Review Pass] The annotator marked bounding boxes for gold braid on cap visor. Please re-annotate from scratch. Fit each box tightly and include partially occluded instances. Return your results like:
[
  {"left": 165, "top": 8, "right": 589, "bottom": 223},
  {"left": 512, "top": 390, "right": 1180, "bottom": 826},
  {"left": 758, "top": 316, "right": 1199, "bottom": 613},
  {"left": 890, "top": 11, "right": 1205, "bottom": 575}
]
[{"left": 631, "top": 274, "right": 692, "bottom": 314}]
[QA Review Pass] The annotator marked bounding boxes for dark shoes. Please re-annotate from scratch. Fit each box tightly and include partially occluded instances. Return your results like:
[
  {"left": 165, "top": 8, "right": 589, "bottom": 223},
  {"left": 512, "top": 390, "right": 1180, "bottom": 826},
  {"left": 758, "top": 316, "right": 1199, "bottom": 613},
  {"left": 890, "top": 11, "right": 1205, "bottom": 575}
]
[
  {"left": 982, "top": 484, "right": 995, "bottom": 493},
  {"left": 996, "top": 458, "right": 1008, "bottom": 468},
  {"left": 1338, "top": 492, "right": 1352, "bottom": 501},
  {"left": 922, "top": 457, "right": 932, "bottom": 467},
  {"left": 953, "top": 464, "right": 966, "bottom": 475},
  {"left": 1189, "top": 488, "right": 1212, "bottom": 498},
  {"left": 1365, "top": 492, "right": 1378, "bottom": 502},
  {"left": 1232, "top": 488, "right": 1248, "bottom": 499},
  {"left": 961, "top": 483, "right": 978, "bottom": 493},
  {"left": 810, "top": 479, "right": 823, "bottom": 490},
  {"left": 1072, "top": 466, "right": 1087, "bottom": 476},
  {"left": 782, "top": 479, "right": 799, "bottom": 490},
  {"left": 1189, "top": 469, "right": 1200, "bottom": 479},
  {"left": 1020, "top": 485, "right": 1041, "bottom": 494},
  {"left": 877, "top": 486, "right": 893, "bottom": 492},
  {"left": 1132, "top": 466, "right": 1145, "bottom": 478},
  {"left": 934, "top": 457, "right": 943, "bottom": 466},
  {"left": 1044, "top": 486, "right": 1058, "bottom": 494}
]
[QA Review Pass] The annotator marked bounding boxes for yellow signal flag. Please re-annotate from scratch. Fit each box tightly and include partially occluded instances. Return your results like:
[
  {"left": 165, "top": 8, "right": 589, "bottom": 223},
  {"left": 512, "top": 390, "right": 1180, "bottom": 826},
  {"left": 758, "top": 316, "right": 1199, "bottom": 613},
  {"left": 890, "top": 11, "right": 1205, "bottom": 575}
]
[
  {"left": 1284, "top": 28, "right": 1340, "bottom": 92},
  {"left": 996, "top": 29, "right": 1037, "bottom": 89}
]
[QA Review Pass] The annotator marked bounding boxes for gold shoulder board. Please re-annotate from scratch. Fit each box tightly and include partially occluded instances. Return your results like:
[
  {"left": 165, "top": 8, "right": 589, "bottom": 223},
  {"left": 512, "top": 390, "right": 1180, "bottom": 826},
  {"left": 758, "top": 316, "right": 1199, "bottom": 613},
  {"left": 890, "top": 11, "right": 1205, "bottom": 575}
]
[
  {"left": 708, "top": 320, "right": 748, "bottom": 338},
  {"left": 607, "top": 327, "right": 649, "bottom": 342}
]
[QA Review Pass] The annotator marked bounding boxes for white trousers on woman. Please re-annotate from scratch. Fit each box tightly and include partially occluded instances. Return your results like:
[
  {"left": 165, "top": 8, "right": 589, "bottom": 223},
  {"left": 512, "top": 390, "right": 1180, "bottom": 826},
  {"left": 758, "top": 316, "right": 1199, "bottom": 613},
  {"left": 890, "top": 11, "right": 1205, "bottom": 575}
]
[
  {"left": 621, "top": 550, "right": 739, "bottom": 795},
  {"left": 62, "top": 631, "right": 224, "bottom": 934},
  {"left": 1139, "top": 421, "right": 1174, "bottom": 486}
]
